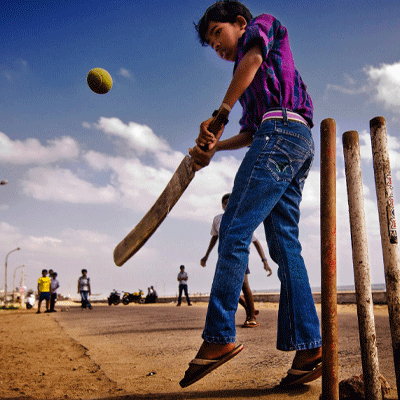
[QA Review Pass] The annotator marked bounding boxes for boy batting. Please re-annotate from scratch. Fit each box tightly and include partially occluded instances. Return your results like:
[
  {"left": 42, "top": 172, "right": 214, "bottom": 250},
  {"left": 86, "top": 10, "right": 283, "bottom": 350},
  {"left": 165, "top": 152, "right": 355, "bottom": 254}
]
[{"left": 180, "top": 0, "right": 321, "bottom": 388}]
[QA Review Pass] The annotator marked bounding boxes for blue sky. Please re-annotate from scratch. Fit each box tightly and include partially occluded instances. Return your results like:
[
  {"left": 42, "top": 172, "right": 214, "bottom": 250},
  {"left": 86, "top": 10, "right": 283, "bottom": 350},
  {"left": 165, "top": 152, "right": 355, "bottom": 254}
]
[{"left": 1, "top": 0, "right": 400, "bottom": 298}]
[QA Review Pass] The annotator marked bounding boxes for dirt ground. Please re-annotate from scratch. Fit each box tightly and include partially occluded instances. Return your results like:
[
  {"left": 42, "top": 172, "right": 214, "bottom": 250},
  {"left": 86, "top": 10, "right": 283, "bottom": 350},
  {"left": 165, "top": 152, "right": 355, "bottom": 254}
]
[{"left": 0, "top": 301, "right": 398, "bottom": 400}]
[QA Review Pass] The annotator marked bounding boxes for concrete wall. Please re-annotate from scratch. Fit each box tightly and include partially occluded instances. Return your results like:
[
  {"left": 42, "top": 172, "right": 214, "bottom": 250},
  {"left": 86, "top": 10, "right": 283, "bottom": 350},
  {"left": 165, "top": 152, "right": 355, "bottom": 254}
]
[{"left": 155, "top": 290, "right": 388, "bottom": 305}]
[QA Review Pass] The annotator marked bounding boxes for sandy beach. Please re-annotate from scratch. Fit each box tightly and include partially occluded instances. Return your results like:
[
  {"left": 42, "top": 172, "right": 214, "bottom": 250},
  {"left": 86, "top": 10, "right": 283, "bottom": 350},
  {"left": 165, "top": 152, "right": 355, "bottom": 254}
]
[{"left": 0, "top": 301, "right": 398, "bottom": 400}]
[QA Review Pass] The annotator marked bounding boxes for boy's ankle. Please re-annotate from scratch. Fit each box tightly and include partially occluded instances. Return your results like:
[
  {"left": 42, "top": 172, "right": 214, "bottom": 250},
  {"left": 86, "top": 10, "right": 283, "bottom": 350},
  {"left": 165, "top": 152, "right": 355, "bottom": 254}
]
[{"left": 196, "top": 342, "right": 236, "bottom": 360}]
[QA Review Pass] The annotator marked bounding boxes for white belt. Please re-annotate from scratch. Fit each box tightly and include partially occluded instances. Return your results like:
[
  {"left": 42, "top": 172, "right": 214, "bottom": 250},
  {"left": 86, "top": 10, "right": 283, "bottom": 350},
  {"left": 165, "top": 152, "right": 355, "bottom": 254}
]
[{"left": 262, "top": 110, "right": 309, "bottom": 127}]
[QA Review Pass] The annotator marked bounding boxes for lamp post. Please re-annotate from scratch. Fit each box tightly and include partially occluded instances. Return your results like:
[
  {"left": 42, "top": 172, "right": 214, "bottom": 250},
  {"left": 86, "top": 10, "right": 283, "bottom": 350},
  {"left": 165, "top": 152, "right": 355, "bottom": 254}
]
[{"left": 4, "top": 247, "right": 20, "bottom": 306}]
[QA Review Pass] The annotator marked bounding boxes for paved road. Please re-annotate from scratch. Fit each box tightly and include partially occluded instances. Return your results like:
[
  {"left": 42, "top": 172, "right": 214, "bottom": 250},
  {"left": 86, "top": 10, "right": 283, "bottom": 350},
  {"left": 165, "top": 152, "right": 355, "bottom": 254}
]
[{"left": 52, "top": 303, "right": 397, "bottom": 399}]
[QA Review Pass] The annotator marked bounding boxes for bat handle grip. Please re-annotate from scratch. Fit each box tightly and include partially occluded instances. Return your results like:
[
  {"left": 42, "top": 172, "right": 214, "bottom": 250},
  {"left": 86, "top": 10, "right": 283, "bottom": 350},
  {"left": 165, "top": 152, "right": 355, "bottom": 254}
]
[{"left": 199, "top": 105, "right": 231, "bottom": 151}]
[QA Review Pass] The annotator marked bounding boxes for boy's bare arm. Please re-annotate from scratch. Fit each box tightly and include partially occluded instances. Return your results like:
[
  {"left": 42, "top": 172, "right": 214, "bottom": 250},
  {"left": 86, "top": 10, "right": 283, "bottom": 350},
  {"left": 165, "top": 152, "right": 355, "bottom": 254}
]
[
  {"left": 190, "top": 45, "right": 262, "bottom": 171},
  {"left": 195, "top": 46, "right": 262, "bottom": 150},
  {"left": 222, "top": 45, "right": 263, "bottom": 109},
  {"left": 216, "top": 131, "right": 253, "bottom": 151},
  {"left": 201, "top": 235, "right": 218, "bottom": 266},
  {"left": 253, "top": 239, "right": 273, "bottom": 276}
]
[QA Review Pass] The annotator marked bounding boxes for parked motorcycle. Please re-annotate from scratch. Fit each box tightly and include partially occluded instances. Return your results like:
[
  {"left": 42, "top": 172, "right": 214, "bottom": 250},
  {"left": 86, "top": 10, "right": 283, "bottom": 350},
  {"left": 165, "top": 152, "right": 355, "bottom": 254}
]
[
  {"left": 122, "top": 289, "right": 144, "bottom": 305},
  {"left": 108, "top": 289, "right": 121, "bottom": 306}
]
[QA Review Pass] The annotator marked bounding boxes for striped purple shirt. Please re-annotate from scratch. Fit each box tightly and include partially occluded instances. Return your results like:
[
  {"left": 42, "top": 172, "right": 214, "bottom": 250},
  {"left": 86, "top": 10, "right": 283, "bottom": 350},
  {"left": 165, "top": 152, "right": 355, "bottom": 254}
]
[{"left": 235, "top": 14, "right": 314, "bottom": 133}]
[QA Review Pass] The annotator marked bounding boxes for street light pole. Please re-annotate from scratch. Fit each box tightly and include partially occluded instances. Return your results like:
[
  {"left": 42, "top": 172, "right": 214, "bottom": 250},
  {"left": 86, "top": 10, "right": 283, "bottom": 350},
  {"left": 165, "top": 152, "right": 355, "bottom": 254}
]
[{"left": 4, "top": 247, "right": 20, "bottom": 307}]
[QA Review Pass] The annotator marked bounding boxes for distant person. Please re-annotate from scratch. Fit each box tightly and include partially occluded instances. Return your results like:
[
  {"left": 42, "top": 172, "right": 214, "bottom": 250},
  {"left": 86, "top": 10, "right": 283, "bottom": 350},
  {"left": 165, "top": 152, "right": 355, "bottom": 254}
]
[
  {"left": 25, "top": 290, "right": 35, "bottom": 309},
  {"left": 145, "top": 286, "right": 158, "bottom": 303},
  {"left": 201, "top": 193, "right": 272, "bottom": 327},
  {"left": 150, "top": 286, "right": 158, "bottom": 302},
  {"left": 37, "top": 269, "right": 51, "bottom": 314},
  {"left": 177, "top": 265, "right": 192, "bottom": 306},
  {"left": 146, "top": 287, "right": 152, "bottom": 300},
  {"left": 77, "top": 269, "right": 92, "bottom": 310},
  {"left": 50, "top": 272, "right": 60, "bottom": 312}
]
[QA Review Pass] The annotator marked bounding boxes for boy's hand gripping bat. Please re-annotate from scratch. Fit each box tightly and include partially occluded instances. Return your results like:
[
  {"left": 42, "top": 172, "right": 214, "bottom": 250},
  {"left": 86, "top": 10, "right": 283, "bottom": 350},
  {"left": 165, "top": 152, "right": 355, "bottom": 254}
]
[{"left": 113, "top": 107, "right": 230, "bottom": 266}]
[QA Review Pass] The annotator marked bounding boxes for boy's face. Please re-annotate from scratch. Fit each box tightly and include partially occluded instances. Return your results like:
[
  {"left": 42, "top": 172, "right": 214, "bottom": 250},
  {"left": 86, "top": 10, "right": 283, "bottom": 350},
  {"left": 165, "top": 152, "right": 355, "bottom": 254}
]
[
  {"left": 205, "top": 16, "right": 247, "bottom": 62},
  {"left": 222, "top": 198, "right": 229, "bottom": 210}
]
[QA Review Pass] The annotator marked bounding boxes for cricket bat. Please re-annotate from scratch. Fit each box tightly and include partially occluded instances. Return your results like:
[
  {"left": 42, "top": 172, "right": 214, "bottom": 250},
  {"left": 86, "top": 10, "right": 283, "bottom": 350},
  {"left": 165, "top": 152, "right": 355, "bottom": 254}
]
[{"left": 113, "top": 106, "right": 230, "bottom": 266}]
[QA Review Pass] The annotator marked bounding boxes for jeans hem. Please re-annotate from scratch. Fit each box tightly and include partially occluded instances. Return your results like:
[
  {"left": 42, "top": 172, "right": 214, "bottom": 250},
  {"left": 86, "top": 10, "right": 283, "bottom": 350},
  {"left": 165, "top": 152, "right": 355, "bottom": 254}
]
[
  {"left": 277, "top": 340, "right": 322, "bottom": 352},
  {"left": 202, "top": 333, "right": 236, "bottom": 344}
]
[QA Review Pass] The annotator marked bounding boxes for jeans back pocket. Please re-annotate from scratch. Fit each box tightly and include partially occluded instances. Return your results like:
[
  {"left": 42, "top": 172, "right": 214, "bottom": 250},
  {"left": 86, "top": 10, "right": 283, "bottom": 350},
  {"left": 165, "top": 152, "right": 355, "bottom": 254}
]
[{"left": 266, "top": 136, "right": 311, "bottom": 182}]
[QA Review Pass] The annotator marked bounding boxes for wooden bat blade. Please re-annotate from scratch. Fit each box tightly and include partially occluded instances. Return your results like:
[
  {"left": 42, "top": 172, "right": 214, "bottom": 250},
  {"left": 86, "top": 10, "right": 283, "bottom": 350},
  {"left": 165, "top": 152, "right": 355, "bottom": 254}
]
[
  {"left": 113, "top": 105, "right": 230, "bottom": 267},
  {"left": 114, "top": 155, "right": 195, "bottom": 266}
]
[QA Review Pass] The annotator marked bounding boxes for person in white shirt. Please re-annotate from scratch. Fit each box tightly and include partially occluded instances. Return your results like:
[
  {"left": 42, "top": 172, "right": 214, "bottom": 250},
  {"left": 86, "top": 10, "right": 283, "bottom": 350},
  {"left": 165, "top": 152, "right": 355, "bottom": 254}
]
[
  {"left": 201, "top": 193, "right": 272, "bottom": 327},
  {"left": 50, "top": 272, "right": 60, "bottom": 312},
  {"left": 77, "top": 269, "right": 92, "bottom": 310},
  {"left": 177, "top": 265, "right": 192, "bottom": 306}
]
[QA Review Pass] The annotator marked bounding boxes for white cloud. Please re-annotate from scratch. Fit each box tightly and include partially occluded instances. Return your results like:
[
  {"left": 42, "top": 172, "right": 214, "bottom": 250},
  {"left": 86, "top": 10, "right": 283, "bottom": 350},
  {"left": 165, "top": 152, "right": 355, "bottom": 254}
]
[
  {"left": 325, "top": 83, "right": 368, "bottom": 96},
  {"left": 85, "top": 117, "right": 170, "bottom": 156},
  {"left": 0, "top": 221, "right": 22, "bottom": 244},
  {"left": 0, "top": 223, "right": 117, "bottom": 295},
  {"left": 357, "top": 130, "right": 373, "bottom": 162},
  {"left": 1, "top": 58, "right": 28, "bottom": 83},
  {"left": 358, "top": 128, "right": 400, "bottom": 170},
  {"left": 325, "top": 61, "right": 400, "bottom": 114},
  {"left": 28, "top": 236, "right": 63, "bottom": 251},
  {"left": 61, "top": 228, "right": 112, "bottom": 244},
  {"left": 302, "top": 170, "right": 320, "bottom": 209},
  {"left": 343, "top": 73, "right": 356, "bottom": 86},
  {"left": 20, "top": 167, "right": 120, "bottom": 204},
  {"left": 171, "top": 155, "right": 241, "bottom": 221},
  {"left": 118, "top": 68, "right": 132, "bottom": 79},
  {"left": 84, "top": 151, "right": 174, "bottom": 200},
  {"left": 84, "top": 148, "right": 239, "bottom": 220},
  {"left": 0, "top": 133, "right": 80, "bottom": 164},
  {"left": 82, "top": 119, "right": 240, "bottom": 219},
  {"left": 364, "top": 61, "right": 400, "bottom": 110}
]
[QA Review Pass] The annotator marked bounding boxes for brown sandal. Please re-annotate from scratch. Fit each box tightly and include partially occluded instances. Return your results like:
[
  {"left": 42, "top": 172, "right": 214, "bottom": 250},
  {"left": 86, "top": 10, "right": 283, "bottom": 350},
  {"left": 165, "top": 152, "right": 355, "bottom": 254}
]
[
  {"left": 279, "top": 358, "right": 322, "bottom": 386},
  {"left": 179, "top": 344, "right": 244, "bottom": 388},
  {"left": 242, "top": 319, "right": 260, "bottom": 328}
]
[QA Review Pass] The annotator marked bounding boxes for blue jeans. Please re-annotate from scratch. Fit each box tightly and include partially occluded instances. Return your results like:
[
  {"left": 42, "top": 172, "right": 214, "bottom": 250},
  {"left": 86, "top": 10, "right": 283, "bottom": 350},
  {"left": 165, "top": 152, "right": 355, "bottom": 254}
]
[
  {"left": 80, "top": 291, "right": 92, "bottom": 309},
  {"left": 178, "top": 284, "right": 191, "bottom": 305},
  {"left": 202, "top": 116, "right": 322, "bottom": 351}
]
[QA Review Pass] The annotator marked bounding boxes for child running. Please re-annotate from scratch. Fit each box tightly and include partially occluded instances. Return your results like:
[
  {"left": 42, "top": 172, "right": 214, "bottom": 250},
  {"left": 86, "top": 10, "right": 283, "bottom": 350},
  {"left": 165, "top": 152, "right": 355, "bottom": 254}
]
[{"left": 180, "top": 0, "right": 322, "bottom": 388}]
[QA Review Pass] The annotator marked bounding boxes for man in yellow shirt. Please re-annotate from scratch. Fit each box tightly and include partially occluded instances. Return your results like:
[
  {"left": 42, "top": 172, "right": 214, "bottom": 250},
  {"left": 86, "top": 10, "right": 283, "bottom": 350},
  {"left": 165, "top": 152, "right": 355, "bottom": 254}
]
[{"left": 37, "top": 269, "right": 51, "bottom": 313}]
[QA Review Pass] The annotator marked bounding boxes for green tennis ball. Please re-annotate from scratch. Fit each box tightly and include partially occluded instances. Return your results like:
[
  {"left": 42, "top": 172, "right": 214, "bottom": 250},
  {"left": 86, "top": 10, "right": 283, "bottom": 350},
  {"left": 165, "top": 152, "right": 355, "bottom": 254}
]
[{"left": 87, "top": 68, "right": 113, "bottom": 94}]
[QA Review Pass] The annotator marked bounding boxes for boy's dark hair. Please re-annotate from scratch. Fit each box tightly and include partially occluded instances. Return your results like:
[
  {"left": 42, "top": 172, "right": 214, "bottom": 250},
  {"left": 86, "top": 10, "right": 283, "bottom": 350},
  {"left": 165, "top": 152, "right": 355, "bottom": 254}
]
[
  {"left": 82, "top": 269, "right": 87, "bottom": 274},
  {"left": 42, "top": 269, "right": 48, "bottom": 274},
  {"left": 221, "top": 193, "right": 231, "bottom": 203},
  {"left": 195, "top": 0, "right": 253, "bottom": 46}
]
